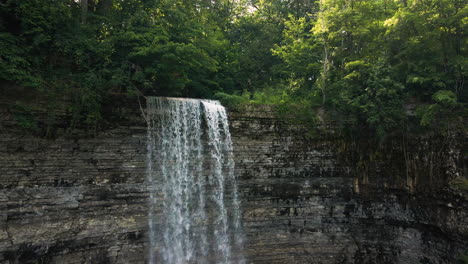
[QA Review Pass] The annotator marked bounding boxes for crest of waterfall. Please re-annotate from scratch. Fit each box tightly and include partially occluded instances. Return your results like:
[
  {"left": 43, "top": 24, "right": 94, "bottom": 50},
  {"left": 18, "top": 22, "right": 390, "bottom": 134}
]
[{"left": 146, "top": 97, "right": 244, "bottom": 264}]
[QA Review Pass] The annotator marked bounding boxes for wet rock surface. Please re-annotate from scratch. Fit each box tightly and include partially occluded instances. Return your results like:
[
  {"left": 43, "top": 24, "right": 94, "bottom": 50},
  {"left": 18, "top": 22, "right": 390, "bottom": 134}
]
[{"left": 0, "top": 102, "right": 466, "bottom": 263}]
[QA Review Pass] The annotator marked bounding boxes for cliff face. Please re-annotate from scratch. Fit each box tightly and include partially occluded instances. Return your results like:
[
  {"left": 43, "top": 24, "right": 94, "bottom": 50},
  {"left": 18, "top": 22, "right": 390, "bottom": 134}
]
[
  {"left": 229, "top": 106, "right": 467, "bottom": 263},
  {"left": 0, "top": 99, "right": 466, "bottom": 263}
]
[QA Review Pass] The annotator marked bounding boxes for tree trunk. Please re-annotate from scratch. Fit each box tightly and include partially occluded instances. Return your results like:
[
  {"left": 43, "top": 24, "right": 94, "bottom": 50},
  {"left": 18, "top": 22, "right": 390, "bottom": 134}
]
[
  {"left": 97, "top": 0, "right": 113, "bottom": 16},
  {"left": 81, "top": 0, "right": 88, "bottom": 24},
  {"left": 320, "top": 44, "right": 329, "bottom": 105}
]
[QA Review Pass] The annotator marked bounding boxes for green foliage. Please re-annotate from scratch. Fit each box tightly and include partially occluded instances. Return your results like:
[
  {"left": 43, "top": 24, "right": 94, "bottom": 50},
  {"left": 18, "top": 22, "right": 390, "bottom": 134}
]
[
  {"left": 0, "top": 32, "right": 34, "bottom": 85},
  {"left": 271, "top": 0, "right": 466, "bottom": 139},
  {"left": 275, "top": 94, "right": 320, "bottom": 134},
  {"left": 450, "top": 178, "right": 468, "bottom": 191},
  {"left": 433, "top": 90, "right": 458, "bottom": 106},
  {"left": 251, "top": 88, "right": 287, "bottom": 105},
  {"left": 416, "top": 90, "right": 461, "bottom": 128},
  {"left": 416, "top": 104, "right": 441, "bottom": 127},
  {"left": 457, "top": 250, "right": 468, "bottom": 264},
  {"left": 339, "top": 61, "right": 406, "bottom": 139},
  {"left": 0, "top": 0, "right": 465, "bottom": 137},
  {"left": 12, "top": 103, "right": 39, "bottom": 132},
  {"left": 0, "top": 0, "right": 240, "bottom": 131},
  {"left": 214, "top": 92, "right": 250, "bottom": 110}
]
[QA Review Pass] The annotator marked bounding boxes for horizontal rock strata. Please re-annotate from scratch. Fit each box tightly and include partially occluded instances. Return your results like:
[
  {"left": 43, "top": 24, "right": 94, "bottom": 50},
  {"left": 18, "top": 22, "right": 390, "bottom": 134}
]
[{"left": 0, "top": 101, "right": 466, "bottom": 263}]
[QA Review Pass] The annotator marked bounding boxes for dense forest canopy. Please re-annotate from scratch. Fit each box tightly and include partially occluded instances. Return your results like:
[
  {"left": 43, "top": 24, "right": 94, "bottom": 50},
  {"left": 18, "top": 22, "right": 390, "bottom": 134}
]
[{"left": 0, "top": 0, "right": 466, "bottom": 138}]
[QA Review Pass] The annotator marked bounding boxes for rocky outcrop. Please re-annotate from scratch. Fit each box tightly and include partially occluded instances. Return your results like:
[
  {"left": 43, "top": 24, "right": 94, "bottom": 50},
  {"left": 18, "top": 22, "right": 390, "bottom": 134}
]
[
  {"left": 0, "top": 99, "right": 466, "bottom": 263},
  {"left": 229, "top": 106, "right": 467, "bottom": 263}
]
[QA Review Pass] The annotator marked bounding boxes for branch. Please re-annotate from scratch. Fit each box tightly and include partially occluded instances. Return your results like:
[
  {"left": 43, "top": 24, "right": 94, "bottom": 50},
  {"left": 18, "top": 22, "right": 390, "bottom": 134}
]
[{"left": 133, "top": 87, "right": 149, "bottom": 125}]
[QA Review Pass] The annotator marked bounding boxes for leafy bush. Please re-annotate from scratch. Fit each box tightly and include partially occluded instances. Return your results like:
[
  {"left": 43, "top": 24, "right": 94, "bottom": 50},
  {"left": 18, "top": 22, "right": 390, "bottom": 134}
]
[
  {"left": 12, "top": 103, "right": 39, "bottom": 132},
  {"left": 416, "top": 90, "right": 461, "bottom": 128},
  {"left": 251, "top": 88, "right": 287, "bottom": 105},
  {"left": 450, "top": 178, "right": 468, "bottom": 191},
  {"left": 432, "top": 90, "right": 457, "bottom": 106},
  {"left": 213, "top": 92, "right": 250, "bottom": 110}
]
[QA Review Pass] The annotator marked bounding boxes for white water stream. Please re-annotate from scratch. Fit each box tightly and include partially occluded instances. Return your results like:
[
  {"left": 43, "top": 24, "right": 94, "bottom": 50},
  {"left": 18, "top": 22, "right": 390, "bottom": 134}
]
[{"left": 146, "top": 97, "right": 243, "bottom": 264}]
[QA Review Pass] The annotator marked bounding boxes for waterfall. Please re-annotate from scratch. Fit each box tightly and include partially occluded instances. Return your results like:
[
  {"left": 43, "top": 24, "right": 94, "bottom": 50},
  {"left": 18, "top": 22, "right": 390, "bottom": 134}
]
[{"left": 146, "top": 97, "right": 243, "bottom": 264}]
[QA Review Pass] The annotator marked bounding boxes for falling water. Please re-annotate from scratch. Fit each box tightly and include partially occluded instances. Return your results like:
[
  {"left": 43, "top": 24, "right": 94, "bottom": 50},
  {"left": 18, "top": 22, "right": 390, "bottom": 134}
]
[{"left": 146, "top": 97, "right": 243, "bottom": 264}]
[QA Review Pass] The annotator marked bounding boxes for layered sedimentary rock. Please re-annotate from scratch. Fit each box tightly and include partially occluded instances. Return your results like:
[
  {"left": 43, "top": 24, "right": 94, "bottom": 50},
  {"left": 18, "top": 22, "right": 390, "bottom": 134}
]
[
  {"left": 0, "top": 98, "right": 466, "bottom": 263},
  {"left": 229, "top": 106, "right": 467, "bottom": 263}
]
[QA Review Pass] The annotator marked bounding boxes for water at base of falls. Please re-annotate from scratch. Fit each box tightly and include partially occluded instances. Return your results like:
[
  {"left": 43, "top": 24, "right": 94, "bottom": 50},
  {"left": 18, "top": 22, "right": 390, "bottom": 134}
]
[{"left": 146, "top": 97, "right": 243, "bottom": 264}]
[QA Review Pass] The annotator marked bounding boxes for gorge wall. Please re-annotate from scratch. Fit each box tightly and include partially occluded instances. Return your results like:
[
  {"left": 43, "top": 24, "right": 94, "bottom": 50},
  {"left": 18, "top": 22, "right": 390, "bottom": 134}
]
[{"left": 0, "top": 96, "right": 467, "bottom": 263}]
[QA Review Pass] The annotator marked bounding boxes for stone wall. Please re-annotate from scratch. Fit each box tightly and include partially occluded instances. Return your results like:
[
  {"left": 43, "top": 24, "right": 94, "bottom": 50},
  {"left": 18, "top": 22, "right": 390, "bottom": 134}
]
[
  {"left": 0, "top": 98, "right": 467, "bottom": 263},
  {"left": 229, "top": 106, "right": 467, "bottom": 264}
]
